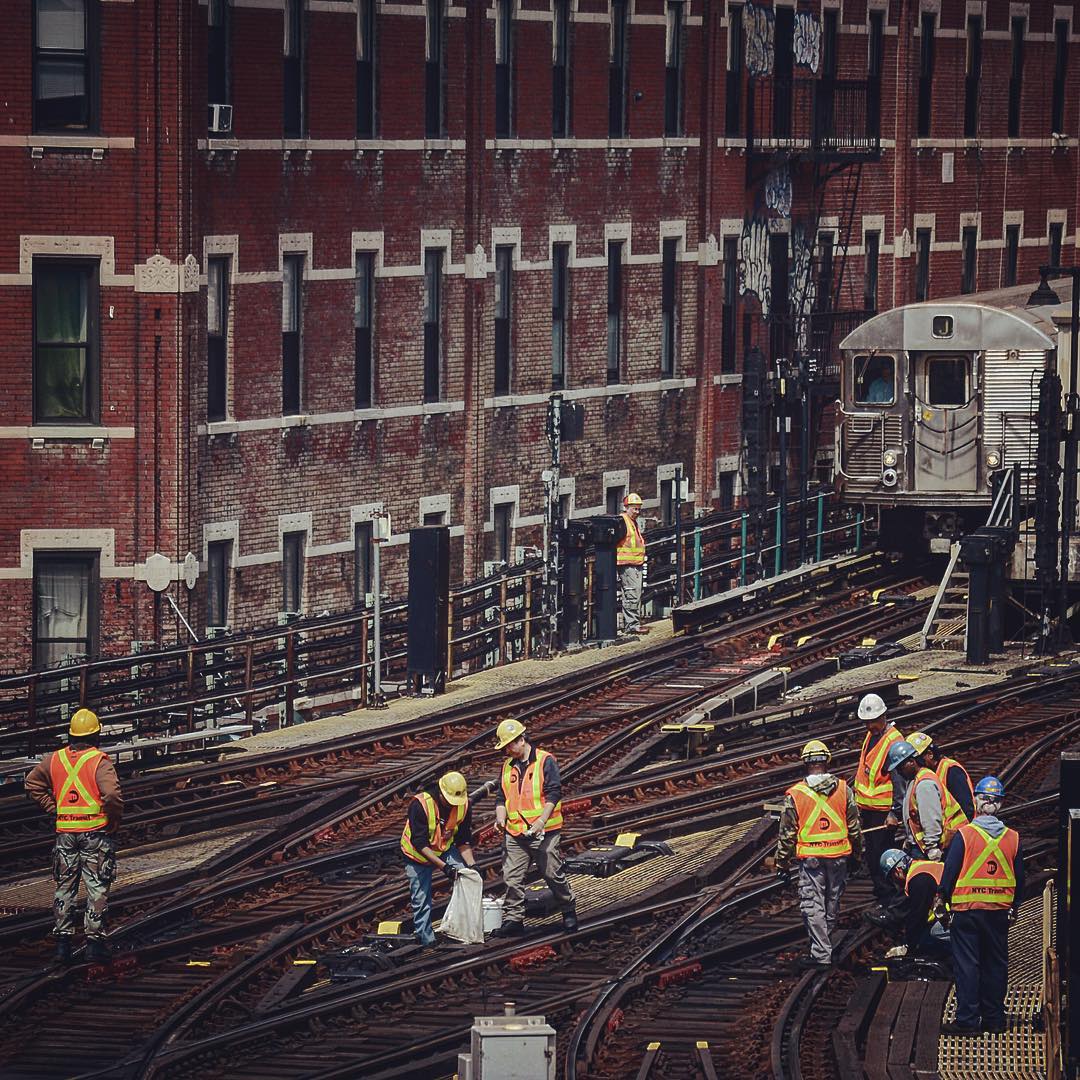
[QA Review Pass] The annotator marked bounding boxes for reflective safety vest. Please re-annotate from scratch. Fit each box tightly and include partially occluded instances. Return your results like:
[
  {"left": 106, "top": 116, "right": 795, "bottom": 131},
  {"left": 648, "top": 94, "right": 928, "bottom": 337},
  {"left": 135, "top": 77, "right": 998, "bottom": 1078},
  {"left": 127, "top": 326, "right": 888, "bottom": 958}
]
[
  {"left": 617, "top": 513, "right": 646, "bottom": 567},
  {"left": 951, "top": 823, "right": 1019, "bottom": 911},
  {"left": 49, "top": 747, "right": 108, "bottom": 833},
  {"left": 906, "top": 767, "right": 944, "bottom": 854},
  {"left": 787, "top": 779, "right": 853, "bottom": 859},
  {"left": 854, "top": 726, "right": 901, "bottom": 810},
  {"left": 936, "top": 756, "right": 974, "bottom": 844},
  {"left": 400, "top": 792, "right": 469, "bottom": 864},
  {"left": 501, "top": 749, "right": 563, "bottom": 836},
  {"left": 904, "top": 858, "right": 944, "bottom": 898}
]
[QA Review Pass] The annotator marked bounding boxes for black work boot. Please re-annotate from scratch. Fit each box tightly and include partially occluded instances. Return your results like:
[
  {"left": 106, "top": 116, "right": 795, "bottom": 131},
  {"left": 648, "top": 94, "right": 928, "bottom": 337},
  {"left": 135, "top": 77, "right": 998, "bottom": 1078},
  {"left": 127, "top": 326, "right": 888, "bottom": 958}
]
[
  {"left": 490, "top": 921, "right": 525, "bottom": 938},
  {"left": 86, "top": 938, "right": 112, "bottom": 964},
  {"left": 54, "top": 937, "right": 73, "bottom": 965},
  {"left": 562, "top": 907, "right": 579, "bottom": 932}
]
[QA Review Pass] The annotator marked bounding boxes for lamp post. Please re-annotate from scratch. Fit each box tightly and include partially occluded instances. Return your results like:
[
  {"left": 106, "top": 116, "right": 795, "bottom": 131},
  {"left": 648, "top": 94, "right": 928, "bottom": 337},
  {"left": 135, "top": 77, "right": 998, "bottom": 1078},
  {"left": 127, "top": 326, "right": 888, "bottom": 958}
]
[
  {"left": 369, "top": 511, "right": 392, "bottom": 706},
  {"left": 1029, "top": 268, "right": 1079, "bottom": 647}
]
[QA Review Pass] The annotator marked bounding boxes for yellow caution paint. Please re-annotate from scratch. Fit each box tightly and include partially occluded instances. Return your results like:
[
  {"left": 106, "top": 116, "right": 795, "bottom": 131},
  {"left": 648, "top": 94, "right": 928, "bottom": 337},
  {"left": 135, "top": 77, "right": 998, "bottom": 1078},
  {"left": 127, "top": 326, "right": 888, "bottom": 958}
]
[
  {"left": 615, "top": 832, "right": 640, "bottom": 849},
  {"left": 377, "top": 921, "right": 404, "bottom": 934}
]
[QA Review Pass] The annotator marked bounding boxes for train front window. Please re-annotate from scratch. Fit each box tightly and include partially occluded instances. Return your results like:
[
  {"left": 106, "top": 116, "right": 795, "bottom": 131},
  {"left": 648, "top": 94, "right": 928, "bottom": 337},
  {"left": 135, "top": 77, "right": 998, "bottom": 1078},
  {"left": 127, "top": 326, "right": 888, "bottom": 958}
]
[
  {"left": 926, "top": 355, "right": 968, "bottom": 407},
  {"left": 854, "top": 354, "right": 895, "bottom": 405}
]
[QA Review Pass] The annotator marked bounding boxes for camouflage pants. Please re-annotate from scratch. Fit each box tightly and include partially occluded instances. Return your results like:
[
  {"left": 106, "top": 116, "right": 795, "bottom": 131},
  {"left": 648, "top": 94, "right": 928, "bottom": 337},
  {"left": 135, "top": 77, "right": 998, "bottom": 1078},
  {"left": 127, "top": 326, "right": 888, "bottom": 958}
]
[{"left": 53, "top": 831, "right": 116, "bottom": 940}]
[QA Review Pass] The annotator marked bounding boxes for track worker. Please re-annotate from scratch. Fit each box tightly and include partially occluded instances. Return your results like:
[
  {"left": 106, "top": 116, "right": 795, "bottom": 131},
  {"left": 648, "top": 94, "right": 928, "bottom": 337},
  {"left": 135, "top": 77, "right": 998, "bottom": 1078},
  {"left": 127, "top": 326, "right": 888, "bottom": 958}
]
[
  {"left": 879, "top": 849, "right": 947, "bottom": 963},
  {"left": 617, "top": 492, "right": 648, "bottom": 636},
  {"left": 400, "top": 771, "right": 477, "bottom": 947},
  {"left": 24, "top": 708, "right": 123, "bottom": 965},
  {"left": 775, "top": 740, "right": 862, "bottom": 969},
  {"left": 491, "top": 718, "right": 577, "bottom": 937},
  {"left": 852, "top": 693, "right": 904, "bottom": 919},
  {"left": 885, "top": 738, "right": 945, "bottom": 860},
  {"left": 907, "top": 731, "right": 974, "bottom": 848},
  {"left": 939, "top": 777, "right": 1024, "bottom": 1036}
]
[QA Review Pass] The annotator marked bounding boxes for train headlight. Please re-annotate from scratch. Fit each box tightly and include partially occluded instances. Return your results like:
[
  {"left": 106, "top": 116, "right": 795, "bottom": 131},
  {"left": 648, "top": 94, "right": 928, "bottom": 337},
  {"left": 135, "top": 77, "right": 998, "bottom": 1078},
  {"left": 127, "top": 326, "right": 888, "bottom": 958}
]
[
  {"left": 986, "top": 450, "right": 1001, "bottom": 469},
  {"left": 882, "top": 468, "right": 898, "bottom": 487},
  {"left": 883, "top": 449, "right": 898, "bottom": 468}
]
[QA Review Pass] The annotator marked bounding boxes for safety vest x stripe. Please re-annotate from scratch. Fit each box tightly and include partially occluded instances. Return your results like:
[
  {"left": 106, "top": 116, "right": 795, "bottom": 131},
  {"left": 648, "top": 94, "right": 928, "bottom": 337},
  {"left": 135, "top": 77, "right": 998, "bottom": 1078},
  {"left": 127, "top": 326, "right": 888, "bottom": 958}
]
[
  {"left": 953, "top": 823, "right": 1018, "bottom": 909},
  {"left": 790, "top": 780, "right": 852, "bottom": 858},
  {"left": 51, "top": 748, "right": 107, "bottom": 831},
  {"left": 855, "top": 727, "right": 900, "bottom": 810}
]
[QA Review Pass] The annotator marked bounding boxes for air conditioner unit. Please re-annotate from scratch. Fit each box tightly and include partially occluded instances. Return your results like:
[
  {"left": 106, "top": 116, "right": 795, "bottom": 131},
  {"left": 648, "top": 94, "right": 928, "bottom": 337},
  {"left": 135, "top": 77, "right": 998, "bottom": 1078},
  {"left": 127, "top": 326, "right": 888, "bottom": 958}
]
[{"left": 208, "top": 104, "right": 233, "bottom": 135}]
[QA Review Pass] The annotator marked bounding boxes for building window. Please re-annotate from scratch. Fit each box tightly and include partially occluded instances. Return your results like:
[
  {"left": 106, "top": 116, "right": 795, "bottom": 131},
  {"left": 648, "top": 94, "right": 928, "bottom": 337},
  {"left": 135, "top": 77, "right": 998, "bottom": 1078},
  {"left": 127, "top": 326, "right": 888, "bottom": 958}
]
[
  {"left": 664, "top": 1, "right": 684, "bottom": 137},
  {"left": 34, "top": 259, "right": 99, "bottom": 424},
  {"left": 33, "top": 552, "right": 98, "bottom": 670},
  {"left": 552, "top": 242, "right": 569, "bottom": 390},
  {"left": 867, "top": 10, "right": 883, "bottom": 139},
  {"left": 494, "top": 245, "right": 513, "bottom": 396},
  {"left": 424, "top": 249, "right": 443, "bottom": 403},
  {"left": 495, "top": 0, "right": 514, "bottom": 138},
  {"left": 355, "top": 252, "right": 375, "bottom": 408},
  {"left": 207, "top": 540, "right": 231, "bottom": 628},
  {"left": 717, "top": 471, "right": 735, "bottom": 512},
  {"left": 917, "top": 12, "right": 935, "bottom": 138},
  {"left": 357, "top": 0, "right": 376, "bottom": 137},
  {"left": 963, "top": 15, "right": 981, "bottom": 139},
  {"left": 725, "top": 4, "right": 743, "bottom": 136},
  {"left": 493, "top": 502, "right": 514, "bottom": 563},
  {"left": 425, "top": 0, "right": 446, "bottom": 137},
  {"left": 660, "top": 478, "right": 677, "bottom": 525},
  {"left": 609, "top": 0, "right": 629, "bottom": 138},
  {"left": 558, "top": 492, "right": 572, "bottom": 525},
  {"left": 1008, "top": 16, "right": 1024, "bottom": 139},
  {"left": 207, "top": 256, "right": 229, "bottom": 423},
  {"left": 1050, "top": 221, "right": 1064, "bottom": 268},
  {"left": 208, "top": 0, "right": 231, "bottom": 115},
  {"left": 282, "top": 253, "right": 304, "bottom": 415},
  {"left": 283, "top": 0, "right": 305, "bottom": 138},
  {"left": 961, "top": 226, "right": 977, "bottom": 294},
  {"left": 354, "top": 521, "right": 373, "bottom": 605},
  {"left": 661, "top": 238, "right": 679, "bottom": 377},
  {"left": 1004, "top": 224, "right": 1020, "bottom": 287},
  {"left": 552, "top": 0, "right": 571, "bottom": 137},
  {"left": 1053, "top": 20, "right": 1069, "bottom": 135},
  {"left": 423, "top": 509, "right": 447, "bottom": 526},
  {"left": 816, "top": 233, "right": 833, "bottom": 313},
  {"left": 864, "top": 231, "right": 880, "bottom": 312},
  {"left": 282, "top": 531, "right": 305, "bottom": 614},
  {"left": 605, "top": 485, "right": 625, "bottom": 515},
  {"left": 721, "top": 235, "right": 738, "bottom": 373},
  {"left": 607, "top": 240, "right": 623, "bottom": 384},
  {"left": 915, "top": 228, "right": 931, "bottom": 302},
  {"left": 34, "top": 0, "right": 96, "bottom": 133}
]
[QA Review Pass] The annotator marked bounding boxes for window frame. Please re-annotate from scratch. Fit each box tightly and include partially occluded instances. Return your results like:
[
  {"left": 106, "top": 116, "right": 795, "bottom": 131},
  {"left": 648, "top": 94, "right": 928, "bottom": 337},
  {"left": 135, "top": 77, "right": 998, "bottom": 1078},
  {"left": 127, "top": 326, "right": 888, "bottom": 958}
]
[
  {"left": 354, "top": 520, "right": 374, "bottom": 606},
  {"left": 606, "top": 240, "right": 624, "bottom": 384},
  {"left": 552, "top": 0, "right": 571, "bottom": 137},
  {"left": 1052, "top": 19, "right": 1069, "bottom": 135},
  {"left": 915, "top": 228, "right": 931, "bottom": 302},
  {"left": 1050, "top": 221, "right": 1064, "bottom": 268},
  {"left": 425, "top": 0, "right": 446, "bottom": 138},
  {"left": 356, "top": 0, "right": 377, "bottom": 137},
  {"left": 661, "top": 237, "right": 679, "bottom": 377},
  {"left": 1008, "top": 16, "right": 1024, "bottom": 139},
  {"left": 917, "top": 11, "right": 935, "bottom": 138},
  {"left": 282, "top": 530, "right": 306, "bottom": 615},
  {"left": 605, "top": 486, "right": 626, "bottom": 516},
  {"left": 852, "top": 353, "right": 896, "bottom": 407},
  {"left": 725, "top": 3, "right": 744, "bottom": 136},
  {"left": 206, "top": 539, "right": 232, "bottom": 628},
  {"left": 963, "top": 15, "right": 982, "bottom": 139},
  {"left": 423, "top": 248, "right": 444, "bottom": 403},
  {"left": 207, "top": 256, "right": 230, "bottom": 423},
  {"left": 354, "top": 251, "right": 375, "bottom": 408},
  {"left": 864, "top": 230, "right": 880, "bottom": 312},
  {"left": 208, "top": 0, "right": 232, "bottom": 112},
  {"left": 961, "top": 226, "right": 977, "bottom": 295},
  {"left": 282, "top": 252, "right": 304, "bottom": 416},
  {"left": 1004, "top": 224, "right": 1020, "bottom": 287},
  {"left": 33, "top": 0, "right": 98, "bottom": 134},
  {"left": 32, "top": 550, "right": 99, "bottom": 671},
  {"left": 924, "top": 354, "right": 970, "bottom": 409},
  {"left": 721, "top": 235, "right": 738, "bottom": 373},
  {"left": 866, "top": 9, "right": 883, "bottom": 138},
  {"left": 494, "top": 245, "right": 513, "bottom": 396},
  {"left": 552, "top": 242, "right": 570, "bottom": 390},
  {"left": 283, "top": 0, "right": 306, "bottom": 138},
  {"left": 33, "top": 257, "right": 100, "bottom": 426},
  {"left": 609, "top": 0, "right": 629, "bottom": 138},
  {"left": 493, "top": 501, "right": 514, "bottom": 564},
  {"left": 664, "top": 1, "right": 685, "bottom": 137},
  {"left": 495, "top": 0, "right": 514, "bottom": 138}
]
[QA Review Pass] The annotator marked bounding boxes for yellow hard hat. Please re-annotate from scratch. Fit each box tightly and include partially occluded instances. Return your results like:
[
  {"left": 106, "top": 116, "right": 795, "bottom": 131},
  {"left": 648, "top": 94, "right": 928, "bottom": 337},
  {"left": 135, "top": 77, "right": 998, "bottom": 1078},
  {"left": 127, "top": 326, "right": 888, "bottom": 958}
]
[
  {"left": 624, "top": 492, "right": 643, "bottom": 507},
  {"left": 438, "top": 771, "right": 469, "bottom": 807},
  {"left": 801, "top": 739, "right": 831, "bottom": 762},
  {"left": 69, "top": 708, "right": 101, "bottom": 737},
  {"left": 495, "top": 717, "right": 527, "bottom": 750},
  {"left": 907, "top": 731, "right": 934, "bottom": 757}
]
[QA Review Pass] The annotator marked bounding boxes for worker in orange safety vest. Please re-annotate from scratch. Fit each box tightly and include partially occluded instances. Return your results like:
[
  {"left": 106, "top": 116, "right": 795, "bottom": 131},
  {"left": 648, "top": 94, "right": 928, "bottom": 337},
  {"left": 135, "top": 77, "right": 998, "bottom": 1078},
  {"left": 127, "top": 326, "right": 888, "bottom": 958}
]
[
  {"left": 24, "top": 708, "right": 123, "bottom": 965},
  {"left": 775, "top": 740, "right": 863, "bottom": 969},
  {"left": 617, "top": 492, "right": 648, "bottom": 635}
]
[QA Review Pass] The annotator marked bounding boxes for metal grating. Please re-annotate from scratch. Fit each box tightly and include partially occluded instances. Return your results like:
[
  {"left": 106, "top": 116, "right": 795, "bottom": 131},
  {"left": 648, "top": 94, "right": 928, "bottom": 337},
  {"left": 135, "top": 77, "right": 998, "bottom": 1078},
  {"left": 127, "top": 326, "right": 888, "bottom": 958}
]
[
  {"left": 983, "top": 351, "right": 1045, "bottom": 414},
  {"left": 844, "top": 414, "right": 882, "bottom": 478},
  {"left": 938, "top": 895, "right": 1047, "bottom": 1079}
]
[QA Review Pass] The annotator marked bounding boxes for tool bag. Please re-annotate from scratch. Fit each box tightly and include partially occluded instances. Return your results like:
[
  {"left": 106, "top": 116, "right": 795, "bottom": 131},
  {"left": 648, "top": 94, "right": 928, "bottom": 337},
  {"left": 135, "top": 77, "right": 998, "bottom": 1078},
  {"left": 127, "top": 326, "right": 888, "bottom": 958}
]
[{"left": 438, "top": 867, "right": 485, "bottom": 944}]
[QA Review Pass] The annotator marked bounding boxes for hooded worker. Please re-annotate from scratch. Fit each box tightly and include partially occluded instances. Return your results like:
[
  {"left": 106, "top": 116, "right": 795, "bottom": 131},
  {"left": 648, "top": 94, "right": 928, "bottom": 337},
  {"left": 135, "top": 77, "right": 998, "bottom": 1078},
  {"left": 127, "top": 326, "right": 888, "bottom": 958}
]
[
  {"left": 400, "top": 771, "right": 477, "bottom": 947},
  {"left": 24, "top": 708, "right": 123, "bottom": 965},
  {"left": 775, "top": 740, "right": 863, "bottom": 969},
  {"left": 885, "top": 738, "right": 945, "bottom": 860}
]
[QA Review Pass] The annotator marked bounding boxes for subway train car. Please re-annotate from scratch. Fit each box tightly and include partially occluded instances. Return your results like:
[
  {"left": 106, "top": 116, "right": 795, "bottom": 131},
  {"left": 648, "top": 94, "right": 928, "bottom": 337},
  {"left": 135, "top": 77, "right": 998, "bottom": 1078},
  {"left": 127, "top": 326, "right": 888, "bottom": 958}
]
[{"left": 834, "top": 281, "right": 1073, "bottom": 553}]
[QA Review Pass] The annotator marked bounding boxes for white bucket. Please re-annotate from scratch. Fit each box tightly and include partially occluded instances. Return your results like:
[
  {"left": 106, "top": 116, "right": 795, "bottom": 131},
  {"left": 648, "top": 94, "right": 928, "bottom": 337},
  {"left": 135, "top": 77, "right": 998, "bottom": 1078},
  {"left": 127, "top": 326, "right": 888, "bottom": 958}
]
[{"left": 482, "top": 896, "right": 504, "bottom": 934}]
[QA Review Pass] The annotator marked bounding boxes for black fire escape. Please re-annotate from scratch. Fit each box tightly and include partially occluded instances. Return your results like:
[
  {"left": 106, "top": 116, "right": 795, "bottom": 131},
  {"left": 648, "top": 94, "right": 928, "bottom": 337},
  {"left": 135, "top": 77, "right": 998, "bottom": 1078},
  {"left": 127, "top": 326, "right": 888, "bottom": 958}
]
[{"left": 739, "top": 21, "right": 881, "bottom": 569}]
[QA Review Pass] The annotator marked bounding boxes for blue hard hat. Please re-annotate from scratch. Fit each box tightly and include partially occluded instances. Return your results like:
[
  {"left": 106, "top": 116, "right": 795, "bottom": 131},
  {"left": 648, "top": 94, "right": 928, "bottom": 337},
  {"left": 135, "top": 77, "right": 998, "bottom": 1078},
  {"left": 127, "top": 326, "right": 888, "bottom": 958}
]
[
  {"left": 880, "top": 848, "right": 910, "bottom": 876},
  {"left": 884, "top": 739, "right": 917, "bottom": 773},
  {"left": 974, "top": 776, "right": 1005, "bottom": 798}
]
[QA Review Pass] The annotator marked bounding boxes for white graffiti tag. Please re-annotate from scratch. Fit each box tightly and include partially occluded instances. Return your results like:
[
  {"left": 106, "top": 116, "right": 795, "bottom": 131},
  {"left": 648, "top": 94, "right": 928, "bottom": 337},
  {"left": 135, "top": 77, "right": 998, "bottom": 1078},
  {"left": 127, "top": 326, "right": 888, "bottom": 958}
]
[
  {"left": 739, "top": 219, "right": 771, "bottom": 315},
  {"left": 793, "top": 12, "right": 821, "bottom": 72},
  {"left": 744, "top": 4, "right": 773, "bottom": 77}
]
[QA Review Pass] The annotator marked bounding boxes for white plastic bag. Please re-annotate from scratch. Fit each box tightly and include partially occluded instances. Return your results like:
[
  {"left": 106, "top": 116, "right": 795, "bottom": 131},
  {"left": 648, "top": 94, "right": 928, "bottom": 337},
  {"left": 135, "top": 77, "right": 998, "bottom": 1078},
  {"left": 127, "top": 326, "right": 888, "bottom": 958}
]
[{"left": 438, "top": 867, "right": 485, "bottom": 944}]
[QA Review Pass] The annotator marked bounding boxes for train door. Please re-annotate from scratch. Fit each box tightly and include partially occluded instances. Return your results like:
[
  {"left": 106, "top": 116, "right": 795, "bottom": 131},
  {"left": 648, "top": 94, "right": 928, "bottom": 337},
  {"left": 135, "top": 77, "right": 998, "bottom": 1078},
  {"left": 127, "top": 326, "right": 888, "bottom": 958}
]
[{"left": 913, "top": 352, "right": 978, "bottom": 491}]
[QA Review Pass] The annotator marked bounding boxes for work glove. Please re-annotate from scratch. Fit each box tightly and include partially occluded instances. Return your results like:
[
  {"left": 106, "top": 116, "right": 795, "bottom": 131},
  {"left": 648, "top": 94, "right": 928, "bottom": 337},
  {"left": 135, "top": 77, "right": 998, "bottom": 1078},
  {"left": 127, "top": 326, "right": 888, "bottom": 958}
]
[
  {"left": 443, "top": 863, "right": 460, "bottom": 881},
  {"left": 885, "top": 812, "right": 900, "bottom": 828},
  {"left": 925, "top": 846, "right": 943, "bottom": 862},
  {"left": 885, "top": 944, "right": 907, "bottom": 960},
  {"left": 524, "top": 824, "right": 546, "bottom": 842}
]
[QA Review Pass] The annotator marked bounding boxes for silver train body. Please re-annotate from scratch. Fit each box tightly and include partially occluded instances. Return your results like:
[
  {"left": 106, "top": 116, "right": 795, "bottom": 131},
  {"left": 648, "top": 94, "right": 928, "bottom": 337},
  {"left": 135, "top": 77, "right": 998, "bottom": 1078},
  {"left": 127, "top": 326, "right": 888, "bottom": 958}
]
[{"left": 835, "top": 284, "right": 1073, "bottom": 550}]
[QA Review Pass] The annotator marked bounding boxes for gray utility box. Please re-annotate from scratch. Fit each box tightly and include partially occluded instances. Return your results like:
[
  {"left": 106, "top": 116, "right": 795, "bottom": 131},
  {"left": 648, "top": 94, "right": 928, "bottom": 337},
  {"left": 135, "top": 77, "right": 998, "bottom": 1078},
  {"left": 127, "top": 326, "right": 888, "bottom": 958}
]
[{"left": 469, "top": 1013, "right": 556, "bottom": 1079}]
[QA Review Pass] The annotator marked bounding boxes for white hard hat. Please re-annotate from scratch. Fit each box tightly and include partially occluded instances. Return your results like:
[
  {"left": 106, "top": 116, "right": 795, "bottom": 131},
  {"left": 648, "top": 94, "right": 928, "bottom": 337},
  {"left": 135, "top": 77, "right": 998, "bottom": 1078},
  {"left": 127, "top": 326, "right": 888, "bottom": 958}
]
[{"left": 857, "top": 693, "right": 888, "bottom": 721}]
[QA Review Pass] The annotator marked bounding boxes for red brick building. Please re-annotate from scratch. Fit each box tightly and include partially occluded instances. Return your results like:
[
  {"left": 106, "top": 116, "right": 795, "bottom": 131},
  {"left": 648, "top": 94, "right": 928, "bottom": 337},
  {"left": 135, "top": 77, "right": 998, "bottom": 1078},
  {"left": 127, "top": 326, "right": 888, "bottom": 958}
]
[{"left": 2, "top": 0, "right": 1078, "bottom": 670}]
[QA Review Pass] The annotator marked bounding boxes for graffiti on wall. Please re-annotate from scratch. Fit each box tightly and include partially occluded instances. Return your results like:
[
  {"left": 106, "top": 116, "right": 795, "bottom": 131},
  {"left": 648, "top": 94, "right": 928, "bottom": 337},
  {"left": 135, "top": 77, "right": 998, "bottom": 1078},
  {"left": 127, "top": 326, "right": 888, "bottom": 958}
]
[
  {"left": 764, "top": 167, "right": 792, "bottom": 218},
  {"left": 744, "top": 4, "right": 773, "bottom": 76},
  {"left": 739, "top": 219, "right": 772, "bottom": 315},
  {"left": 793, "top": 12, "right": 821, "bottom": 72},
  {"left": 791, "top": 225, "right": 817, "bottom": 351}
]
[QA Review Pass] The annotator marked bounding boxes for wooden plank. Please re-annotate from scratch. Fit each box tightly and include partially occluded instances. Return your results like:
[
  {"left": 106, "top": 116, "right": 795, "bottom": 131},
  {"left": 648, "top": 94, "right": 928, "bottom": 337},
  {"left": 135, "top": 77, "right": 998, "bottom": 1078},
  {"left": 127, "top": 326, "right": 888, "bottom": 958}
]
[
  {"left": 912, "top": 980, "right": 950, "bottom": 1079},
  {"left": 888, "top": 981, "right": 927, "bottom": 1074},
  {"left": 864, "top": 982, "right": 906, "bottom": 1080},
  {"left": 832, "top": 974, "right": 886, "bottom": 1080}
]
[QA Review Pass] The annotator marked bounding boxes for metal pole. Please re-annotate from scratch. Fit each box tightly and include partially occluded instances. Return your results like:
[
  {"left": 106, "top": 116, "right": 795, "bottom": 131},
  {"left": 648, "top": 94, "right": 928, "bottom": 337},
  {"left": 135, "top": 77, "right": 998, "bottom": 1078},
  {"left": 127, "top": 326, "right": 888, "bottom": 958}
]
[
  {"left": 372, "top": 537, "right": 382, "bottom": 704},
  {"left": 1059, "top": 270, "right": 1080, "bottom": 645},
  {"left": 816, "top": 491, "right": 825, "bottom": 563},
  {"left": 673, "top": 466, "right": 683, "bottom": 606},
  {"left": 774, "top": 501, "right": 782, "bottom": 577},
  {"left": 740, "top": 512, "right": 748, "bottom": 586},
  {"left": 693, "top": 518, "right": 702, "bottom": 600},
  {"left": 800, "top": 373, "right": 810, "bottom": 565},
  {"left": 855, "top": 510, "right": 863, "bottom": 553}
]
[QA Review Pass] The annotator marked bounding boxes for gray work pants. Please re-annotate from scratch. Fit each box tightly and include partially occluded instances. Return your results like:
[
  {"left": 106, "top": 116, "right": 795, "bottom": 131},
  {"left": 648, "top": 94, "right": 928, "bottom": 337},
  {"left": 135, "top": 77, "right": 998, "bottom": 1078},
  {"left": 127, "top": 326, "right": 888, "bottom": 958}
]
[
  {"left": 798, "top": 856, "right": 848, "bottom": 963},
  {"left": 620, "top": 564, "right": 643, "bottom": 632},
  {"left": 501, "top": 831, "right": 575, "bottom": 925}
]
